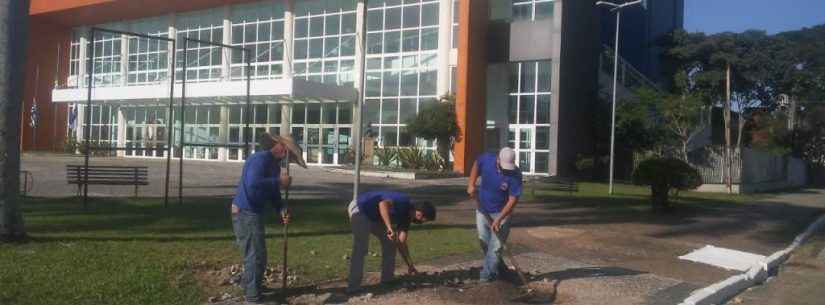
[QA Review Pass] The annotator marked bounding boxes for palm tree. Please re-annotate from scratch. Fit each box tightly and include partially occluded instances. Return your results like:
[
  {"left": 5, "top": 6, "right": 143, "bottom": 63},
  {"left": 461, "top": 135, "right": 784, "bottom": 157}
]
[{"left": 0, "top": 0, "right": 30, "bottom": 241}]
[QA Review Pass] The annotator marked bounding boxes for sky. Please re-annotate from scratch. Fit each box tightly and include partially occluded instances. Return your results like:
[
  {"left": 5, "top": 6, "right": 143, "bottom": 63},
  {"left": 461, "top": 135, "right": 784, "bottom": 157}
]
[{"left": 684, "top": 0, "right": 825, "bottom": 34}]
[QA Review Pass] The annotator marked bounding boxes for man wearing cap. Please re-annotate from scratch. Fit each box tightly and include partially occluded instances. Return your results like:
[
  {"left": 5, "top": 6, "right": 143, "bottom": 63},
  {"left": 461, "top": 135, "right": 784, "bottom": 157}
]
[
  {"left": 231, "top": 133, "right": 305, "bottom": 303},
  {"left": 466, "top": 147, "right": 523, "bottom": 282},
  {"left": 347, "top": 190, "right": 437, "bottom": 293}
]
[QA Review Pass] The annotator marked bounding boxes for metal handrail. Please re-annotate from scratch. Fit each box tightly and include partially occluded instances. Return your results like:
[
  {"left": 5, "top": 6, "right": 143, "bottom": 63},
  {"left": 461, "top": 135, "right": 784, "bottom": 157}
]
[{"left": 600, "top": 44, "right": 661, "bottom": 92}]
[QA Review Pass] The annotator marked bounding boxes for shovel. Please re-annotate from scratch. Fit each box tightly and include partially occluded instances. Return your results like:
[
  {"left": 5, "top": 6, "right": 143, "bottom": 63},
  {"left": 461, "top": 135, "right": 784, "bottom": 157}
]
[
  {"left": 281, "top": 153, "right": 291, "bottom": 293},
  {"left": 273, "top": 134, "right": 306, "bottom": 294},
  {"left": 473, "top": 198, "right": 551, "bottom": 303}
]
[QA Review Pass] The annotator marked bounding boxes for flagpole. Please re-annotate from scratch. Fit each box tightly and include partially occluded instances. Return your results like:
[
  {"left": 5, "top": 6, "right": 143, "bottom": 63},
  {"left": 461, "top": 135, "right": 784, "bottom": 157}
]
[
  {"left": 54, "top": 43, "right": 60, "bottom": 151},
  {"left": 32, "top": 66, "right": 39, "bottom": 150}
]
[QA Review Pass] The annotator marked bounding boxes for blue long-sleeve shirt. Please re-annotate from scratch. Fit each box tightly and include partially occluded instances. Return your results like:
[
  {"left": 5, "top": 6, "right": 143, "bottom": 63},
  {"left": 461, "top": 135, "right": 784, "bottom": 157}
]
[{"left": 233, "top": 150, "right": 282, "bottom": 214}]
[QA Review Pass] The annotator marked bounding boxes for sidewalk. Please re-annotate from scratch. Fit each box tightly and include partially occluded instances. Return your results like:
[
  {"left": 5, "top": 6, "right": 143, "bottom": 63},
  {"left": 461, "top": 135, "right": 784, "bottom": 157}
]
[{"left": 728, "top": 227, "right": 825, "bottom": 305}]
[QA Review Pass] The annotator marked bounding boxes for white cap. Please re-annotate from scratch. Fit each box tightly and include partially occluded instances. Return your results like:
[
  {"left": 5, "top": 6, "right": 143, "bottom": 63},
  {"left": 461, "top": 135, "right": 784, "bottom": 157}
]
[{"left": 498, "top": 147, "right": 516, "bottom": 170}]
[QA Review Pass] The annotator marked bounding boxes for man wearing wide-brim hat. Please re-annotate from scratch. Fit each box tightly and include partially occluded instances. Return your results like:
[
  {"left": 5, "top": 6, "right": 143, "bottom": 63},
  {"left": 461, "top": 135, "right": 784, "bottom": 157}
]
[{"left": 231, "top": 133, "right": 306, "bottom": 303}]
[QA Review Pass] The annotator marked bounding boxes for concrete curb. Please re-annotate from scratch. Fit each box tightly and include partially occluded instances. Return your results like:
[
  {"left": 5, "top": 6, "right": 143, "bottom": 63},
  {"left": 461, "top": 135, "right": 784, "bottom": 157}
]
[{"left": 678, "top": 213, "right": 825, "bottom": 305}]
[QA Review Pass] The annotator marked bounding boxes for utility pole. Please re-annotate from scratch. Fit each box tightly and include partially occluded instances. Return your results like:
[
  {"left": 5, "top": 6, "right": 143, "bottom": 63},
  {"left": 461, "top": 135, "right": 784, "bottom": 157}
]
[{"left": 724, "top": 63, "right": 732, "bottom": 193}]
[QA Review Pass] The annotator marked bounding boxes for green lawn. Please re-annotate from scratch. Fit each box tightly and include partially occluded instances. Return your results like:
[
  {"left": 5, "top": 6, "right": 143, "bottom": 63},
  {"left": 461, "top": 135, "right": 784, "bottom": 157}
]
[{"left": 0, "top": 197, "right": 477, "bottom": 305}]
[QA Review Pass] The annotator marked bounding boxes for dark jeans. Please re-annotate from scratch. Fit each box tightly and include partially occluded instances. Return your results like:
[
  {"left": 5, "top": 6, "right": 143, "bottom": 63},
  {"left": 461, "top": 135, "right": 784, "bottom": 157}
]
[{"left": 232, "top": 209, "right": 267, "bottom": 302}]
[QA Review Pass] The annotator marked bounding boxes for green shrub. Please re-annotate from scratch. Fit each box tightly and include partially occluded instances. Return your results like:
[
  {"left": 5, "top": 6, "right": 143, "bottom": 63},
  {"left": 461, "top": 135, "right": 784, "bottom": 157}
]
[
  {"left": 632, "top": 158, "right": 702, "bottom": 211},
  {"left": 63, "top": 137, "right": 78, "bottom": 154},
  {"left": 374, "top": 148, "right": 398, "bottom": 168},
  {"left": 423, "top": 150, "right": 448, "bottom": 171},
  {"left": 575, "top": 154, "right": 595, "bottom": 178},
  {"left": 406, "top": 94, "right": 460, "bottom": 167},
  {"left": 397, "top": 147, "right": 426, "bottom": 170}
]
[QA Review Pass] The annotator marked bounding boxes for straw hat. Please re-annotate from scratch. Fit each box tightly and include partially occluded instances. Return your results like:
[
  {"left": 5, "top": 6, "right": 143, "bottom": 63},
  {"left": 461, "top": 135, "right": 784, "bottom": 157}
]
[{"left": 259, "top": 133, "right": 308, "bottom": 169}]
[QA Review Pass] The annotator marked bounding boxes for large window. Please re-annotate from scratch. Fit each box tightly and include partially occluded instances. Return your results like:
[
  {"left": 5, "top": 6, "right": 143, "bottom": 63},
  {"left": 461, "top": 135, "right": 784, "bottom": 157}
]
[
  {"left": 230, "top": 1, "right": 286, "bottom": 80},
  {"left": 452, "top": 0, "right": 460, "bottom": 49},
  {"left": 293, "top": 0, "right": 357, "bottom": 87},
  {"left": 78, "top": 104, "right": 119, "bottom": 156},
  {"left": 227, "top": 103, "right": 282, "bottom": 161},
  {"left": 126, "top": 17, "right": 170, "bottom": 86},
  {"left": 124, "top": 106, "right": 168, "bottom": 158},
  {"left": 68, "top": 30, "right": 82, "bottom": 87},
  {"left": 89, "top": 28, "right": 123, "bottom": 87},
  {"left": 175, "top": 9, "right": 225, "bottom": 83},
  {"left": 290, "top": 102, "right": 352, "bottom": 165},
  {"left": 512, "top": 0, "right": 554, "bottom": 21},
  {"left": 507, "top": 60, "right": 552, "bottom": 174},
  {"left": 365, "top": 0, "right": 440, "bottom": 148},
  {"left": 178, "top": 105, "right": 222, "bottom": 160}
]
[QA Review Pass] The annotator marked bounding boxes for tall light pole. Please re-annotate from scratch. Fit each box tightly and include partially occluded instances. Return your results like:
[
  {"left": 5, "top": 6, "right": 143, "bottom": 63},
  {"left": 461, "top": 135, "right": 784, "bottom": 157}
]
[
  {"left": 353, "top": 0, "right": 369, "bottom": 201},
  {"left": 596, "top": 0, "right": 645, "bottom": 195}
]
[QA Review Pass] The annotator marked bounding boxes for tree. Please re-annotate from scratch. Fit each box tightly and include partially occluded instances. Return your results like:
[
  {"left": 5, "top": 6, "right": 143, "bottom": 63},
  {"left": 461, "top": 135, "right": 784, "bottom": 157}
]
[
  {"left": 615, "top": 88, "right": 670, "bottom": 154},
  {"left": 633, "top": 158, "right": 702, "bottom": 212},
  {"left": 790, "top": 105, "right": 825, "bottom": 166},
  {"left": 405, "top": 94, "right": 460, "bottom": 168},
  {"left": 661, "top": 93, "right": 704, "bottom": 161},
  {"left": 1, "top": 0, "right": 29, "bottom": 241}
]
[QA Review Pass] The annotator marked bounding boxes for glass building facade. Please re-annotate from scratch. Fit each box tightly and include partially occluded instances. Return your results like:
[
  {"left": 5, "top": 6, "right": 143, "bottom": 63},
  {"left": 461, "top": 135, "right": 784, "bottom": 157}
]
[{"left": 64, "top": 0, "right": 459, "bottom": 167}]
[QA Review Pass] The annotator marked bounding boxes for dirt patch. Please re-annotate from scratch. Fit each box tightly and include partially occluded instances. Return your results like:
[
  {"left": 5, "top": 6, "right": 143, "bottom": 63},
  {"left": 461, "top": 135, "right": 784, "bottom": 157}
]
[
  {"left": 435, "top": 280, "right": 570, "bottom": 305},
  {"left": 193, "top": 263, "right": 307, "bottom": 303},
  {"left": 526, "top": 227, "right": 585, "bottom": 240}
]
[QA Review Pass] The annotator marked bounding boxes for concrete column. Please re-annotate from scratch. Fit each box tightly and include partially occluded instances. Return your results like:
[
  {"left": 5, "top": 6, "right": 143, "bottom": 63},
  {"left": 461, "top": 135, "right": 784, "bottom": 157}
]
[
  {"left": 281, "top": 0, "right": 295, "bottom": 137},
  {"left": 117, "top": 107, "right": 126, "bottom": 157},
  {"left": 219, "top": 105, "right": 229, "bottom": 161},
  {"left": 222, "top": 6, "right": 232, "bottom": 81},
  {"left": 167, "top": 14, "right": 176, "bottom": 84},
  {"left": 120, "top": 35, "right": 129, "bottom": 86},
  {"left": 437, "top": 0, "right": 452, "bottom": 96},
  {"left": 78, "top": 26, "right": 88, "bottom": 87},
  {"left": 75, "top": 104, "right": 85, "bottom": 144},
  {"left": 283, "top": 0, "right": 295, "bottom": 78}
]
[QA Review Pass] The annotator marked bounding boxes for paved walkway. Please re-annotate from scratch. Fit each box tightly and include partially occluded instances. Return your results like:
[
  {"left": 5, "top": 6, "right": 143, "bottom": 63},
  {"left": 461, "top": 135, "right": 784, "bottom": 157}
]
[{"left": 20, "top": 153, "right": 467, "bottom": 202}]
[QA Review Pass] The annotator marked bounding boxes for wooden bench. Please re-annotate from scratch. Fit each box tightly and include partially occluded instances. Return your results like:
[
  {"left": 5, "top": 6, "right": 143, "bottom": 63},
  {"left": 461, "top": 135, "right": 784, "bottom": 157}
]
[
  {"left": 528, "top": 176, "right": 578, "bottom": 196},
  {"left": 67, "top": 165, "right": 149, "bottom": 197}
]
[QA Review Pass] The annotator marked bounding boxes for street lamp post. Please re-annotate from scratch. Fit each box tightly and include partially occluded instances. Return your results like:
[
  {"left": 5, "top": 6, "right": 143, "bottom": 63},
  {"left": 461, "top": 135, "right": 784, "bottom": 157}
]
[
  {"left": 596, "top": 0, "right": 645, "bottom": 195},
  {"left": 353, "top": 0, "right": 369, "bottom": 201}
]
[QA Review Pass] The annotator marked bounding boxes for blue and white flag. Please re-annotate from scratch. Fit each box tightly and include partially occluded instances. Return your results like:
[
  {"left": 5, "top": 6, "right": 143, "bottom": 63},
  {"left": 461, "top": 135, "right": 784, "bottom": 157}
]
[
  {"left": 68, "top": 104, "right": 78, "bottom": 130},
  {"left": 29, "top": 103, "right": 39, "bottom": 129}
]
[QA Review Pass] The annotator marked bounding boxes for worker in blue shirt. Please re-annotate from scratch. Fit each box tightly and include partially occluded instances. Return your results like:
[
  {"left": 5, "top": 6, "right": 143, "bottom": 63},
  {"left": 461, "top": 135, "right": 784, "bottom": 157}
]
[
  {"left": 466, "top": 147, "right": 523, "bottom": 282},
  {"left": 346, "top": 190, "right": 437, "bottom": 294},
  {"left": 231, "top": 134, "right": 302, "bottom": 303}
]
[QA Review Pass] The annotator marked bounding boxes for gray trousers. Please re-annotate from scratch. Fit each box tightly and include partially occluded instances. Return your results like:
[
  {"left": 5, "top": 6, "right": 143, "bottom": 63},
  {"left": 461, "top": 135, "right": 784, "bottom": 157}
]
[{"left": 347, "top": 200, "right": 397, "bottom": 291}]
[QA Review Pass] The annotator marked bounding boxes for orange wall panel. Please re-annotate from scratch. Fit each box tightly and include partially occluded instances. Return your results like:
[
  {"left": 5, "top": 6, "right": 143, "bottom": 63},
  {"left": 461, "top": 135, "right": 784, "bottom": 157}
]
[
  {"left": 453, "top": 0, "right": 487, "bottom": 175},
  {"left": 31, "top": 0, "right": 262, "bottom": 26}
]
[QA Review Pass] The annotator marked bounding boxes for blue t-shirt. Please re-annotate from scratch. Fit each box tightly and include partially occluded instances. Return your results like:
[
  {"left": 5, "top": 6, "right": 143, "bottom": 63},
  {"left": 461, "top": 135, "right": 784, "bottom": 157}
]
[
  {"left": 476, "top": 152, "right": 522, "bottom": 214},
  {"left": 356, "top": 190, "right": 412, "bottom": 231},
  {"left": 233, "top": 150, "right": 282, "bottom": 214}
]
